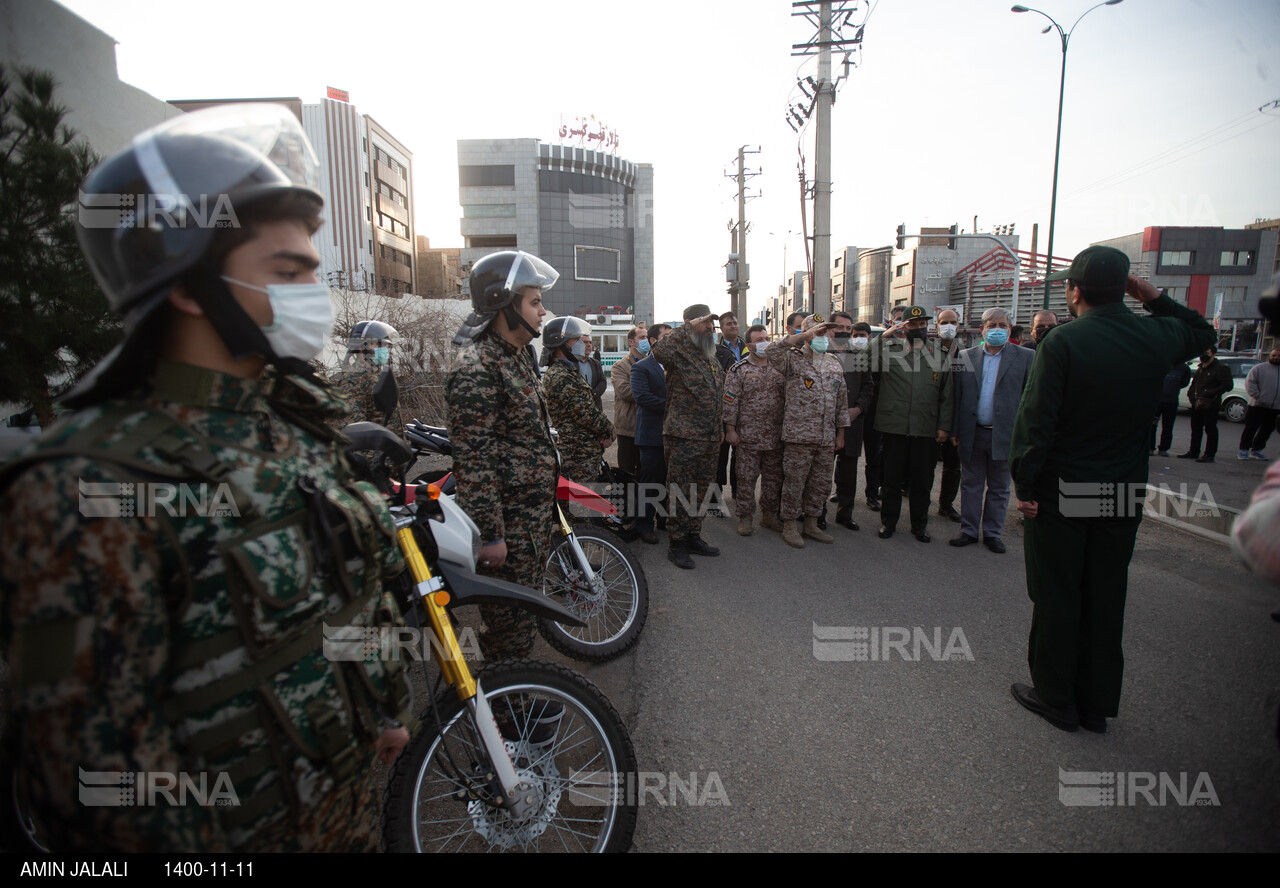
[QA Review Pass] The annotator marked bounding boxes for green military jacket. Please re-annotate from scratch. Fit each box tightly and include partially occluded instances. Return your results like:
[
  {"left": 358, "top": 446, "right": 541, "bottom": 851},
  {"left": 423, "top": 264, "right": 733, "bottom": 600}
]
[
  {"left": 1009, "top": 294, "right": 1215, "bottom": 503},
  {"left": 868, "top": 335, "right": 954, "bottom": 437},
  {"left": 325, "top": 359, "right": 404, "bottom": 435},
  {"left": 0, "top": 361, "right": 408, "bottom": 851},
  {"left": 649, "top": 322, "right": 724, "bottom": 442}
]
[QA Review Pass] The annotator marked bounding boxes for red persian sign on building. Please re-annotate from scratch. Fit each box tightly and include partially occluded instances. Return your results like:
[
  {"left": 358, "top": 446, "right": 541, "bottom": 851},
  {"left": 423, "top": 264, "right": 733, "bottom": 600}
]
[
  {"left": 326, "top": 86, "right": 350, "bottom": 103},
  {"left": 557, "top": 114, "right": 620, "bottom": 154}
]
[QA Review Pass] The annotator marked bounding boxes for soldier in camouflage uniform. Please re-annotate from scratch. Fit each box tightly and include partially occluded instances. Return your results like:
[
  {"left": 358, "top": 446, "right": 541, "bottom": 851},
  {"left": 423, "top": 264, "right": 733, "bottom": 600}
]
[
  {"left": 540, "top": 316, "right": 614, "bottom": 484},
  {"left": 722, "top": 324, "right": 785, "bottom": 537},
  {"left": 650, "top": 304, "right": 725, "bottom": 569},
  {"left": 0, "top": 107, "right": 413, "bottom": 852},
  {"left": 326, "top": 319, "right": 404, "bottom": 436},
  {"left": 447, "top": 251, "right": 560, "bottom": 660},
  {"left": 767, "top": 315, "right": 850, "bottom": 548}
]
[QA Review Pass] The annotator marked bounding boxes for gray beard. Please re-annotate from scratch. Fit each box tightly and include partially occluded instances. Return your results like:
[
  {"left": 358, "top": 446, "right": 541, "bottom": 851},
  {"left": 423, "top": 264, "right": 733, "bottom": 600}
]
[{"left": 693, "top": 331, "right": 716, "bottom": 358}]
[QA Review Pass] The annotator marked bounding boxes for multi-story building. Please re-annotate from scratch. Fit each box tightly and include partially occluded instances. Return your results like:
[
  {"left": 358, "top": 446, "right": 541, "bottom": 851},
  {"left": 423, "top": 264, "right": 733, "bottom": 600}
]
[
  {"left": 415, "top": 236, "right": 462, "bottom": 299},
  {"left": 1094, "top": 224, "right": 1278, "bottom": 351},
  {"left": 457, "top": 139, "right": 654, "bottom": 323},
  {"left": 173, "top": 91, "right": 416, "bottom": 296}
]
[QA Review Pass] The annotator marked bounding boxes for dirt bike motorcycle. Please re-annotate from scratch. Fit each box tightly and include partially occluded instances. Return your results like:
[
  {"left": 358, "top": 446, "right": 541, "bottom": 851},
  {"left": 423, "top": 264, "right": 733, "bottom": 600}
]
[
  {"left": 404, "top": 418, "right": 648, "bottom": 663},
  {"left": 344, "top": 398, "right": 638, "bottom": 851}
]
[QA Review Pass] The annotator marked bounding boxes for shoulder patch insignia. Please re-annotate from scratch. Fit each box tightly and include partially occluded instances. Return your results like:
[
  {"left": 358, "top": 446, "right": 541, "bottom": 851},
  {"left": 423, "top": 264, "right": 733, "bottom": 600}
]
[
  {"left": 723, "top": 391, "right": 737, "bottom": 402},
  {"left": 804, "top": 377, "right": 814, "bottom": 389},
  {"left": 933, "top": 371, "right": 940, "bottom": 382}
]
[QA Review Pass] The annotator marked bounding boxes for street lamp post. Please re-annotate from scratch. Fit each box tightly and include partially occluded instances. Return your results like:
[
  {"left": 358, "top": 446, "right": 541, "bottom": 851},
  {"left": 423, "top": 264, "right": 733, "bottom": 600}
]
[{"left": 1012, "top": 0, "right": 1123, "bottom": 308}]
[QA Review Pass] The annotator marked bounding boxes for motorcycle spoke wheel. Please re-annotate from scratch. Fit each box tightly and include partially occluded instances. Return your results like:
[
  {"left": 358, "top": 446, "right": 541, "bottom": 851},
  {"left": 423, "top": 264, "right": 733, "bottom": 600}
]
[{"left": 539, "top": 528, "right": 649, "bottom": 662}]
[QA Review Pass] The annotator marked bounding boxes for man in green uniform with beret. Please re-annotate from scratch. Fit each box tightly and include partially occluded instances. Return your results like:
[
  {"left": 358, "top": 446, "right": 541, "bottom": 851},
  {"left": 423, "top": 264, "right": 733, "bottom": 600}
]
[{"left": 1009, "top": 246, "right": 1215, "bottom": 733}]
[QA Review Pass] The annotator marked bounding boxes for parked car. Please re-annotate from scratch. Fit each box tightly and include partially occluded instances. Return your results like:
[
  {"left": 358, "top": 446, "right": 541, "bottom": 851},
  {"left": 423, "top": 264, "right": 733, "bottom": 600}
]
[{"left": 1181, "top": 356, "right": 1258, "bottom": 423}]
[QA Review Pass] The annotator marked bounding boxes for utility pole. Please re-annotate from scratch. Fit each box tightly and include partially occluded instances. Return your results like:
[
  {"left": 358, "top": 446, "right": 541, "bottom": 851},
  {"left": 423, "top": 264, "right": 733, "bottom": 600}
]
[
  {"left": 725, "top": 145, "right": 760, "bottom": 320},
  {"left": 791, "top": 1, "right": 864, "bottom": 320}
]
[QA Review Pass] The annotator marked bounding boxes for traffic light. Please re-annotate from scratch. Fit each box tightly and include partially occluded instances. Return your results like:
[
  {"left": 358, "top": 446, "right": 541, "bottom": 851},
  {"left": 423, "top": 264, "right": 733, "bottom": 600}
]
[
  {"left": 896, "top": 223, "right": 906, "bottom": 251},
  {"left": 948, "top": 224, "right": 958, "bottom": 250}
]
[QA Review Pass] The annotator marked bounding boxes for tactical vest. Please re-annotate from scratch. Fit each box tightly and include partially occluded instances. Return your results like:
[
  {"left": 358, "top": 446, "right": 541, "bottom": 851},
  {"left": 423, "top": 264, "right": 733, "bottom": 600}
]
[{"left": 0, "top": 372, "right": 415, "bottom": 847}]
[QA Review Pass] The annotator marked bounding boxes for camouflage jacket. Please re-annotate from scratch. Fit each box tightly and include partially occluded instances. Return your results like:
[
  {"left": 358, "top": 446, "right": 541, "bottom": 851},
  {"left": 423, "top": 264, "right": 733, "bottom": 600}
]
[
  {"left": 325, "top": 360, "right": 404, "bottom": 436},
  {"left": 446, "top": 332, "right": 558, "bottom": 543},
  {"left": 0, "top": 361, "right": 408, "bottom": 852},
  {"left": 766, "top": 343, "right": 851, "bottom": 445},
  {"left": 722, "top": 358, "right": 785, "bottom": 450},
  {"left": 542, "top": 358, "right": 613, "bottom": 476},
  {"left": 650, "top": 322, "right": 724, "bottom": 442}
]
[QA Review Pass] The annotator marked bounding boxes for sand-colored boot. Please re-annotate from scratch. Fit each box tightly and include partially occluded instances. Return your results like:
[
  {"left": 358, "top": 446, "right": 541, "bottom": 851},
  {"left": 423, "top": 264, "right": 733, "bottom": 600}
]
[
  {"left": 803, "top": 515, "right": 834, "bottom": 543},
  {"left": 737, "top": 515, "right": 754, "bottom": 536},
  {"left": 760, "top": 512, "right": 784, "bottom": 533},
  {"left": 782, "top": 519, "right": 805, "bottom": 549}
]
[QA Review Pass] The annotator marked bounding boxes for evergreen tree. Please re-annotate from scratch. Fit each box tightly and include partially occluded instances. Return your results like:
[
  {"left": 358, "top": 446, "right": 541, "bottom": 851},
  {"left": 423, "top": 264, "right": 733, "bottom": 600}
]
[{"left": 0, "top": 66, "right": 121, "bottom": 427}]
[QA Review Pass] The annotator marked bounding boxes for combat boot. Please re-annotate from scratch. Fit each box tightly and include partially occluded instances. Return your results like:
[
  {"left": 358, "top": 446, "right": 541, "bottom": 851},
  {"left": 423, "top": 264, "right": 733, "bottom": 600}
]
[
  {"left": 737, "top": 515, "right": 754, "bottom": 536},
  {"left": 803, "top": 515, "right": 834, "bottom": 543},
  {"left": 782, "top": 519, "right": 805, "bottom": 549},
  {"left": 668, "top": 541, "right": 694, "bottom": 569},
  {"left": 760, "top": 512, "right": 784, "bottom": 533}
]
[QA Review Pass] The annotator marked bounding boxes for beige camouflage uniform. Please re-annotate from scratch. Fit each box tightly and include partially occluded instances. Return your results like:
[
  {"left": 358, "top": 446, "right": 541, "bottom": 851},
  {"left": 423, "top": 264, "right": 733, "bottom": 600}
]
[
  {"left": 722, "top": 357, "right": 785, "bottom": 519},
  {"left": 0, "top": 361, "right": 411, "bottom": 852},
  {"left": 767, "top": 342, "right": 850, "bottom": 519}
]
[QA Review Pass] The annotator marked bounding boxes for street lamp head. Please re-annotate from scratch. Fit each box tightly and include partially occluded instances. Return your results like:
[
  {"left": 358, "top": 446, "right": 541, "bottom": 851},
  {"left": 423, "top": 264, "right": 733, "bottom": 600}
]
[
  {"left": 1041, "top": 25, "right": 1053, "bottom": 33},
  {"left": 1011, "top": 5, "right": 1029, "bottom": 12},
  {"left": 1105, "top": 0, "right": 1124, "bottom": 5}
]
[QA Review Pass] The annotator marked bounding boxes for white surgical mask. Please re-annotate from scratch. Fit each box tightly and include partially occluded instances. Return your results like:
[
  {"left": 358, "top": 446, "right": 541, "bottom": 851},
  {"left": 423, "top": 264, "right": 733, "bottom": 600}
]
[
  {"left": 938, "top": 324, "right": 958, "bottom": 340},
  {"left": 222, "top": 276, "right": 333, "bottom": 362},
  {"left": 753, "top": 342, "right": 769, "bottom": 356},
  {"left": 851, "top": 337, "right": 869, "bottom": 351}
]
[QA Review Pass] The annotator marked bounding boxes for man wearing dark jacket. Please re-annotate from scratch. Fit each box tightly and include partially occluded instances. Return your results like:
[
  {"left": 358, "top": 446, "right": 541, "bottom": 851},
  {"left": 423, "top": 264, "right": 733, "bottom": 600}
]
[
  {"left": 1010, "top": 247, "right": 1214, "bottom": 733},
  {"left": 1152, "top": 362, "right": 1192, "bottom": 456},
  {"left": 1179, "top": 345, "right": 1233, "bottom": 463},
  {"left": 715, "top": 312, "right": 747, "bottom": 503},
  {"left": 631, "top": 323, "right": 672, "bottom": 544},
  {"left": 829, "top": 315, "right": 876, "bottom": 530}
]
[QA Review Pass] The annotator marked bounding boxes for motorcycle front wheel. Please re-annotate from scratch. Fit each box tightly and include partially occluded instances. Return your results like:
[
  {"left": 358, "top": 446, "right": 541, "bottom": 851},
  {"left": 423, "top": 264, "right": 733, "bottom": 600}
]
[
  {"left": 538, "top": 527, "right": 649, "bottom": 662},
  {"left": 381, "top": 660, "right": 637, "bottom": 852}
]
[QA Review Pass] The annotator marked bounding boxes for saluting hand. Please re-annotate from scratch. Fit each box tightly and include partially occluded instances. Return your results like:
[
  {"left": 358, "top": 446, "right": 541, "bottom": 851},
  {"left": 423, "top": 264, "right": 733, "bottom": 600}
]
[{"left": 1125, "top": 274, "right": 1160, "bottom": 304}]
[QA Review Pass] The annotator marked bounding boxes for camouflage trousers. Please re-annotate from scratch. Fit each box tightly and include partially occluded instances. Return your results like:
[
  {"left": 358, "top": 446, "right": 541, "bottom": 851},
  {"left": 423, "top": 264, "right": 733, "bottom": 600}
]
[
  {"left": 781, "top": 442, "right": 836, "bottom": 520},
  {"left": 243, "top": 758, "right": 380, "bottom": 852},
  {"left": 735, "top": 445, "right": 783, "bottom": 518},
  {"left": 559, "top": 451, "right": 602, "bottom": 487},
  {"left": 663, "top": 436, "right": 720, "bottom": 540},
  {"left": 477, "top": 520, "right": 551, "bottom": 662}
]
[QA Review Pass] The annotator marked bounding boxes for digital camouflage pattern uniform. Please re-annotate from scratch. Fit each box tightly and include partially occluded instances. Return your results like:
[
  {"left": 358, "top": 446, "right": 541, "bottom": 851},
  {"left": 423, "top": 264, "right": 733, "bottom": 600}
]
[
  {"left": 767, "top": 342, "right": 850, "bottom": 520},
  {"left": 722, "top": 357, "right": 785, "bottom": 519},
  {"left": 650, "top": 322, "right": 724, "bottom": 540},
  {"left": 446, "top": 332, "right": 558, "bottom": 661},
  {"left": 325, "top": 359, "right": 404, "bottom": 436},
  {"left": 0, "top": 361, "right": 412, "bottom": 852},
  {"left": 541, "top": 357, "right": 613, "bottom": 484}
]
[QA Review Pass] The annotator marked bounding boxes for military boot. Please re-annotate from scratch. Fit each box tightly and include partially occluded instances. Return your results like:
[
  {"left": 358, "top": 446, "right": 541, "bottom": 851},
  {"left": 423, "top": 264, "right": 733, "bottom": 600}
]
[
  {"left": 668, "top": 541, "right": 694, "bottom": 569},
  {"left": 737, "top": 515, "right": 754, "bottom": 536},
  {"left": 782, "top": 519, "right": 805, "bottom": 548},
  {"left": 760, "top": 512, "right": 784, "bottom": 533},
  {"left": 803, "top": 515, "right": 834, "bottom": 543}
]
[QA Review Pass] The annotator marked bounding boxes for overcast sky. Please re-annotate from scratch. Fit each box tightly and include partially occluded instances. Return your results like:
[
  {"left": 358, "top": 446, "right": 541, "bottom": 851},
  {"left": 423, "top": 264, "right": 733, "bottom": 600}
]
[{"left": 58, "top": 0, "right": 1280, "bottom": 321}]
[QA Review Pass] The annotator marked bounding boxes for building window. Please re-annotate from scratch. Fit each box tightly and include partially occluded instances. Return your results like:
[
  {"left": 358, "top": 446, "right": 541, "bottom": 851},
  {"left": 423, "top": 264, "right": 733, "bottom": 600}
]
[
  {"left": 363, "top": 137, "right": 368, "bottom": 153},
  {"left": 895, "top": 263, "right": 908, "bottom": 278},
  {"left": 574, "top": 245, "right": 621, "bottom": 283},
  {"left": 463, "top": 204, "right": 518, "bottom": 218},
  {"left": 460, "top": 165, "right": 516, "bottom": 187},
  {"left": 1220, "top": 250, "right": 1254, "bottom": 267},
  {"left": 1219, "top": 285, "right": 1248, "bottom": 304},
  {"left": 467, "top": 235, "right": 519, "bottom": 248},
  {"left": 1160, "top": 251, "right": 1193, "bottom": 266},
  {"left": 365, "top": 172, "right": 370, "bottom": 188},
  {"left": 1163, "top": 286, "right": 1188, "bottom": 303},
  {"left": 834, "top": 283, "right": 840, "bottom": 294},
  {"left": 366, "top": 207, "right": 371, "bottom": 221}
]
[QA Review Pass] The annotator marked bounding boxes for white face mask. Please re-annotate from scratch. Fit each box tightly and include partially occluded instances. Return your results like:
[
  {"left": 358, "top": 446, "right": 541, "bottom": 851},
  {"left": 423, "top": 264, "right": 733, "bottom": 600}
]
[
  {"left": 850, "top": 337, "right": 870, "bottom": 351},
  {"left": 938, "top": 324, "right": 958, "bottom": 340},
  {"left": 753, "top": 342, "right": 769, "bottom": 356},
  {"left": 222, "top": 276, "right": 333, "bottom": 362}
]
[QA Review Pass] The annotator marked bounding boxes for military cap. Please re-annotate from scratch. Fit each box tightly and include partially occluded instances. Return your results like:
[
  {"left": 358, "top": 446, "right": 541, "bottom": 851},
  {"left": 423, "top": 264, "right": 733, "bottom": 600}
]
[
  {"left": 904, "top": 305, "right": 928, "bottom": 321},
  {"left": 683, "top": 303, "right": 712, "bottom": 321},
  {"left": 1045, "top": 245, "right": 1130, "bottom": 290}
]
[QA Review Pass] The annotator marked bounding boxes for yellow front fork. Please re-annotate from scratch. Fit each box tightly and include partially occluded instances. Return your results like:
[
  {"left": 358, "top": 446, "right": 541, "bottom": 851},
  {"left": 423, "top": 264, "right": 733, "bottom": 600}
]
[{"left": 396, "top": 526, "right": 477, "bottom": 701}]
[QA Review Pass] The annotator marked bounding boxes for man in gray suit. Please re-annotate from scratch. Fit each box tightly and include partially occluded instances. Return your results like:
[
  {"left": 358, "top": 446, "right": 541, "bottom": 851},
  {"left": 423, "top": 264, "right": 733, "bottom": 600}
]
[{"left": 948, "top": 307, "right": 1034, "bottom": 553}]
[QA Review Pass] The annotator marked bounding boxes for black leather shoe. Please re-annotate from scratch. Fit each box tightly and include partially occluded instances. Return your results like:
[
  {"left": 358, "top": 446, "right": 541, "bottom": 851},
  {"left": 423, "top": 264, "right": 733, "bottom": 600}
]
[
  {"left": 1011, "top": 682, "right": 1079, "bottom": 732},
  {"left": 835, "top": 509, "right": 860, "bottom": 531},
  {"left": 866, "top": 497, "right": 881, "bottom": 512},
  {"left": 1196, "top": 456, "right": 1215, "bottom": 463},
  {"left": 829, "top": 494, "right": 840, "bottom": 503},
  {"left": 684, "top": 535, "right": 720, "bottom": 557},
  {"left": 914, "top": 530, "right": 931, "bottom": 543},
  {"left": 1079, "top": 712, "right": 1107, "bottom": 733},
  {"left": 984, "top": 537, "right": 1007, "bottom": 554},
  {"left": 878, "top": 526, "right": 894, "bottom": 539},
  {"left": 938, "top": 505, "right": 961, "bottom": 522},
  {"left": 639, "top": 531, "right": 659, "bottom": 545},
  {"left": 949, "top": 534, "right": 979, "bottom": 547},
  {"left": 817, "top": 513, "right": 828, "bottom": 531},
  {"left": 668, "top": 545, "right": 694, "bottom": 569},
  {"left": 1176, "top": 452, "right": 1199, "bottom": 459}
]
